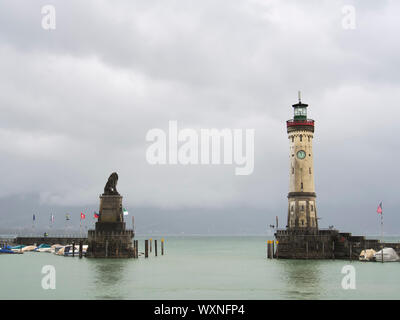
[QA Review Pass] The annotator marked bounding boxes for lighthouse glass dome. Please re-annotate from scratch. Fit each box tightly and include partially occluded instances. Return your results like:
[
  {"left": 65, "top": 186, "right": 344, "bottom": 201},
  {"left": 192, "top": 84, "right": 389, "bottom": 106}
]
[
  {"left": 294, "top": 107, "right": 307, "bottom": 117},
  {"left": 292, "top": 102, "right": 308, "bottom": 120}
]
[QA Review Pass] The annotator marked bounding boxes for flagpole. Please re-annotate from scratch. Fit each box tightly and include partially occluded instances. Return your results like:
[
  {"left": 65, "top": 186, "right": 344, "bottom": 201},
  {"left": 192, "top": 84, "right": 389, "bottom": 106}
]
[{"left": 381, "top": 208, "right": 383, "bottom": 243}]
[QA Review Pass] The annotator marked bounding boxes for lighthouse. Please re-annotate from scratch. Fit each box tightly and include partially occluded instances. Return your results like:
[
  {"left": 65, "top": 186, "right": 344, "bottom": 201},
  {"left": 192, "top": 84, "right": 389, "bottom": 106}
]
[
  {"left": 286, "top": 93, "right": 318, "bottom": 231},
  {"left": 274, "top": 94, "right": 388, "bottom": 259}
]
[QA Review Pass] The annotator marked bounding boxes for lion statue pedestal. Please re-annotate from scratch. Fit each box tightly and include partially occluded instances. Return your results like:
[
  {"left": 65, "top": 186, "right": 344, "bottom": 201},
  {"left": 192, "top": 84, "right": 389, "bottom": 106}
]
[{"left": 86, "top": 172, "right": 134, "bottom": 258}]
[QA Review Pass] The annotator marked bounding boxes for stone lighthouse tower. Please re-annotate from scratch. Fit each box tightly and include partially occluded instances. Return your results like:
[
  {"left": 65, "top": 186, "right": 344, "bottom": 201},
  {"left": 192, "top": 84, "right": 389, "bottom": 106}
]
[{"left": 286, "top": 93, "right": 318, "bottom": 231}]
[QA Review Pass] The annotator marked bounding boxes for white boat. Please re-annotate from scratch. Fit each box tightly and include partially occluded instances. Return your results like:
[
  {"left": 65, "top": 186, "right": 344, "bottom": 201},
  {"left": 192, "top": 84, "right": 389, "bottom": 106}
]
[
  {"left": 61, "top": 244, "right": 88, "bottom": 257},
  {"left": 374, "top": 247, "right": 400, "bottom": 262},
  {"left": 359, "top": 249, "right": 376, "bottom": 261},
  {"left": 21, "top": 245, "right": 37, "bottom": 252},
  {"left": 34, "top": 244, "right": 52, "bottom": 252},
  {"left": 49, "top": 244, "right": 64, "bottom": 254}
]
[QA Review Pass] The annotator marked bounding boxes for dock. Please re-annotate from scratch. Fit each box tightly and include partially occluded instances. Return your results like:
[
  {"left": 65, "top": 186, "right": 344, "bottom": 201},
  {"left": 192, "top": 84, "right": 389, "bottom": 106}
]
[{"left": 13, "top": 236, "right": 88, "bottom": 246}]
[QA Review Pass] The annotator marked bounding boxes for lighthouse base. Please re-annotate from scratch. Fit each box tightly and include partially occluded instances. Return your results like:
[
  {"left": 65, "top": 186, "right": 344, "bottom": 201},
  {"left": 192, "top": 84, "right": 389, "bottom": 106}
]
[{"left": 275, "top": 229, "right": 400, "bottom": 259}]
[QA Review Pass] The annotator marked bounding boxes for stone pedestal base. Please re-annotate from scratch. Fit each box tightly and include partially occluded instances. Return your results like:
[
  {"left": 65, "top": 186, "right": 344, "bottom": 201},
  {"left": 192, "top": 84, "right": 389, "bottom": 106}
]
[
  {"left": 86, "top": 193, "right": 134, "bottom": 258},
  {"left": 86, "top": 229, "right": 134, "bottom": 258}
]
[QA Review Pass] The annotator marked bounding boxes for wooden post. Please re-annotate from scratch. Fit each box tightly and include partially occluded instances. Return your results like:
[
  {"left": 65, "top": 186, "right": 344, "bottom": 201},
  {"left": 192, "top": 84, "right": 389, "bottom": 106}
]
[
  {"left": 79, "top": 240, "right": 83, "bottom": 258},
  {"left": 276, "top": 241, "right": 279, "bottom": 259},
  {"left": 105, "top": 240, "right": 108, "bottom": 258},
  {"left": 145, "top": 239, "right": 149, "bottom": 258},
  {"left": 133, "top": 240, "right": 137, "bottom": 258},
  {"left": 72, "top": 242, "right": 75, "bottom": 257},
  {"left": 272, "top": 240, "right": 275, "bottom": 258},
  {"left": 306, "top": 241, "right": 308, "bottom": 259},
  {"left": 149, "top": 238, "right": 152, "bottom": 253},
  {"left": 155, "top": 240, "right": 158, "bottom": 257},
  {"left": 267, "top": 241, "right": 272, "bottom": 259},
  {"left": 349, "top": 242, "right": 352, "bottom": 261},
  {"left": 161, "top": 238, "right": 164, "bottom": 255},
  {"left": 381, "top": 244, "right": 384, "bottom": 263}
]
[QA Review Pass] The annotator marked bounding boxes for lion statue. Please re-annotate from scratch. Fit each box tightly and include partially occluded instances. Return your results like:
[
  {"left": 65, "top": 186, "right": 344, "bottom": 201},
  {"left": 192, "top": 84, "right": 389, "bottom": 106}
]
[{"left": 104, "top": 172, "right": 119, "bottom": 195}]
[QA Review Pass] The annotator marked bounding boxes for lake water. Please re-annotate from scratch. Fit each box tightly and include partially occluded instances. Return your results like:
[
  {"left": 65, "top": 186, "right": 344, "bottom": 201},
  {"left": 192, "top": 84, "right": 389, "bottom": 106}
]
[{"left": 1, "top": 236, "right": 399, "bottom": 299}]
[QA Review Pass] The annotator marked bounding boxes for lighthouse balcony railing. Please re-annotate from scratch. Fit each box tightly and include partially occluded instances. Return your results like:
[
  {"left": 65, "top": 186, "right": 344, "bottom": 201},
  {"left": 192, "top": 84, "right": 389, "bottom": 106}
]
[{"left": 286, "top": 119, "right": 314, "bottom": 127}]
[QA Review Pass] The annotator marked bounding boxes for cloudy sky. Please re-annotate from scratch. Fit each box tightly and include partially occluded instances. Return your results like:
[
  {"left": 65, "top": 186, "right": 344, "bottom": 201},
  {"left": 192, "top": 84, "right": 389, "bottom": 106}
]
[{"left": 0, "top": 0, "right": 399, "bottom": 235}]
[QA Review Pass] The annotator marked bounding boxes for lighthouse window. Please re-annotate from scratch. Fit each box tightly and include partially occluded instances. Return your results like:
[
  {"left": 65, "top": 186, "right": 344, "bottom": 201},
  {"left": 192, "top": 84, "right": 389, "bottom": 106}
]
[
  {"left": 301, "top": 182, "right": 303, "bottom": 190},
  {"left": 308, "top": 136, "right": 310, "bottom": 142},
  {"left": 300, "top": 135, "right": 302, "bottom": 142},
  {"left": 295, "top": 107, "right": 307, "bottom": 117},
  {"left": 291, "top": 136, "right": 294, "bottom": 142},
  {"left": 292, "top": 167, "right": 294, "bottom": 174}
]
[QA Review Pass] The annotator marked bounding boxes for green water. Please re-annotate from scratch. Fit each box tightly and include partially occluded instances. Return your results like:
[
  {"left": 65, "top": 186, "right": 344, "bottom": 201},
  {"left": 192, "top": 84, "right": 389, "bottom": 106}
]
[{"left": 1, "top": 236, "right": 399, "bottom": 299}]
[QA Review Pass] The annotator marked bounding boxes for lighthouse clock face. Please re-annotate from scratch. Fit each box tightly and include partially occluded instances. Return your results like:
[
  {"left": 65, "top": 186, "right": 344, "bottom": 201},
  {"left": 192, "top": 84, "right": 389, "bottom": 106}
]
[{"left": 297, "top": 150, "right": 306, "bottom": 159}]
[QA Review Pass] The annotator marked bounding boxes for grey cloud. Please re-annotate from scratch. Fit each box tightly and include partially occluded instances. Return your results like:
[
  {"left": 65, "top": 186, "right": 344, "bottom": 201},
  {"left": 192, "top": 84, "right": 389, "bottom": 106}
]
[{"left": 0, "top": 0, "right": 399, "bottom": 234}]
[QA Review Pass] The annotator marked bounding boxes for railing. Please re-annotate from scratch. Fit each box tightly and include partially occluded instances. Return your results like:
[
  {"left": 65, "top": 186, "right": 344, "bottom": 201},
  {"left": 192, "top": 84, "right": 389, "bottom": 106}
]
[
  {"left": 15, "top": 234, "right": 87, "bottom": 238},
  {"left": 286, "top": 119, "right": 315, "bottom": 127}
]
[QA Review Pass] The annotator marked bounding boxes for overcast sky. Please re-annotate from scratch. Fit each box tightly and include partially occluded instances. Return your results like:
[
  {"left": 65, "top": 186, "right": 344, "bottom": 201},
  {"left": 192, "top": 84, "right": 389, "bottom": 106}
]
[{"left": 0, "top": 0, "right": 399, "bottom": 235}]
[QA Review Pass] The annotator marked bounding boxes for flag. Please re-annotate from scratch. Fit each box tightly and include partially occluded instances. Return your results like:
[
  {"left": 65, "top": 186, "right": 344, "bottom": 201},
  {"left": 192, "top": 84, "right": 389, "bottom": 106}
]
[
  {"left": 377, "top": 202, "right": 383, "bottom": 214},
  {"left": 81, "top": 212, "right": 86, "bottom": 220},
  {"left": 33, "top": 214, "right": 36, "bottom": 221},
  {"left": 123, "top": 208, "right": 128, "bottom": 216},
  {"left": 94, "top": 212, "right": 99, "bottom": 219},
  {"left": 66, "top": 214, "right": 71, "bottom": 221}
]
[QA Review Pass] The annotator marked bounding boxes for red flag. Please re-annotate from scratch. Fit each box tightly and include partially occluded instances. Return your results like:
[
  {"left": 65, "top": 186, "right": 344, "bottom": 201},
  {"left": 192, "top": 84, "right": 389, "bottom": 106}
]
[
  {"left": 377, "top": 202, "right": 382, "bottom": 214},
  {"left": 94, "top": 212, "right": 99, "bottom": 219},
  {"left": 81, "top": 212, "right": 86, "bottom": 220}
]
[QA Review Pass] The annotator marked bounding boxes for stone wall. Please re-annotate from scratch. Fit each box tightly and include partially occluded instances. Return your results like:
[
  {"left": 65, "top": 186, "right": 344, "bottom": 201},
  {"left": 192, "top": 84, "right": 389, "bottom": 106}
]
[{"left": 275, "top": 229, "right": 400, "bottom": 259}]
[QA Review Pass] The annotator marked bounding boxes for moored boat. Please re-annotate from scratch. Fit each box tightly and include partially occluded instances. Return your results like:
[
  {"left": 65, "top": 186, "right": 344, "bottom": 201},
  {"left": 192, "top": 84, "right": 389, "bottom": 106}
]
[
  {"left": 374, "top": 247, "right": 400, "bottom": 262},
  {"left": 0, "top": 247, "right": 23, "bottom": 254},
  {"left": 359, "top": 249, "right": 376, "bottom": 261},
  {"left": 34, "top": 244, "right": 52, "bottom": 252},
  {"left": 63, "top": 244, "right": 88, "bottom": 257},
  {"left": 21, "top": 245, "right": 37, "bottom": 252}
]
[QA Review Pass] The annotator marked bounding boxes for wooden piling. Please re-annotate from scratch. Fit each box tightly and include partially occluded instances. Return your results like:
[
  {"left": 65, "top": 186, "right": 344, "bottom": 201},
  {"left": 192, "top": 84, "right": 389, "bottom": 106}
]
[
  {"left": 145, "top": 239, "right": 149, "bottom": 258},
  {"left": 105, "top": 240, "right": 108, "bottom": 258},
  {"left": 306, "top": 241, "right": 309, "bottom": 259},
  {"left": 149, "top": 238, "right": 152, "bottom": 253},
  {"left": 161, "top": 238, "right": 164, "bottom": 255},
  {"left": 155, "top": 240, "right": 158, "bottom": 256},
  {"left": 267, "top": 241, "right": 272, "bottom": 259},
  {"left": 276, "top": 241, "right": 279, "bottom": 259},
  {"left": 135, "top": 240, "right": 138, "bottom": 258},
  {"left": 72, "top": 242, "right": 75, "bottom": 257},
  {"left": 349, "top": 242, "right": 352, "bottom": 261},
  {"left": 79, "top": 241, "right": 83, "bottom": 258},
  {"left": 272, "top": 240, "right": 275, "bottom": 258}
]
